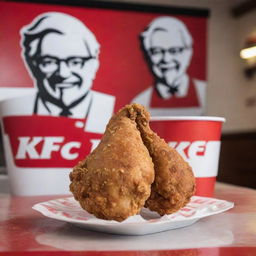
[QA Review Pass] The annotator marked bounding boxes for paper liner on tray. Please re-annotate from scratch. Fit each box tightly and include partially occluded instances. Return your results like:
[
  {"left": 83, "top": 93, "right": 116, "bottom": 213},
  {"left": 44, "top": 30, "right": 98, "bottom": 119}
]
[{"left": 33, "top": 196, "right": 234, "bottom": 235}]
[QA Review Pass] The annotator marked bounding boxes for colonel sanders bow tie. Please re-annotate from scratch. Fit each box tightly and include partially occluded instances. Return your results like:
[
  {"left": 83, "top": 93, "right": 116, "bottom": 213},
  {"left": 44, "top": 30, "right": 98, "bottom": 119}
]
[
  {"left": 168, "top": 86, "right": 179, "bottom": 95},
  {"left": 59, "top": 94, "right": 87, "bottom": 117},
  {"left": 35, "top": 88, "right": 88, "bottom": 117}
]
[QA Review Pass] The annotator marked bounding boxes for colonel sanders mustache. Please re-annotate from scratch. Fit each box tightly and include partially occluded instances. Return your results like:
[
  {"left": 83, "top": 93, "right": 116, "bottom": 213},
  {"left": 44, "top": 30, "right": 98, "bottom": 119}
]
[
  {"left": 46, "top": 72, "right": 82, "bottom": 91},
  {"left": 153, "top": 59, "right": 181, "bottom": 86}
]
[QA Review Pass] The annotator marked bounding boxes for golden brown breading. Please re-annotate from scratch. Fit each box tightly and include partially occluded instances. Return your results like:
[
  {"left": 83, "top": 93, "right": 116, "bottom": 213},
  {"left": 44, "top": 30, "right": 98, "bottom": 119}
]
[
  {"left": 70, "top": 103, "right": 195, "bottom": 220},
  {"left": 70, "top": 105, "right": 154, "bottom": 222},
  {"left": 129, "top": 104, "right": 195, "bottom": 215}
]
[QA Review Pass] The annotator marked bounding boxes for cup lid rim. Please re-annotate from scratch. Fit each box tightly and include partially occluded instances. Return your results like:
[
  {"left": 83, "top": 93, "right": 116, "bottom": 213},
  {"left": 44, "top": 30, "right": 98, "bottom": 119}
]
[{"left": 150, "top": 116, "right": 226, "bottom": 122}]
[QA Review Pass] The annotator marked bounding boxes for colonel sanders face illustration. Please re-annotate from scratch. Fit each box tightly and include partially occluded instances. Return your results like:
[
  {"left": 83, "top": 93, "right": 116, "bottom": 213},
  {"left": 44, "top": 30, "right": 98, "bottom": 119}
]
[
  {"left": 20, "top": 12, "right": 100, "bottom": 116},
  {"left": 141, "top": 17, "right": 193, "bottom": 88}
]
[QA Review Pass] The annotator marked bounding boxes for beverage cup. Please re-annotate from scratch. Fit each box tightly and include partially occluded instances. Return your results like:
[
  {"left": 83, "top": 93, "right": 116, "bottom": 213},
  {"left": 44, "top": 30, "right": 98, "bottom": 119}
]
[
  {"left": 0, "top": 96, "right": 104, "bottom": 196},
  {"left": 150, "top": 116, "right": 225, "bottom": 197}
]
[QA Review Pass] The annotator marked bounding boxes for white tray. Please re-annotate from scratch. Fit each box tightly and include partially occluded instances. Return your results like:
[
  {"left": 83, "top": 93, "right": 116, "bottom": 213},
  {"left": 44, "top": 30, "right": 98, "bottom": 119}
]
[{"left": 33, "top": 196, "right": 234, "bottom": 235}]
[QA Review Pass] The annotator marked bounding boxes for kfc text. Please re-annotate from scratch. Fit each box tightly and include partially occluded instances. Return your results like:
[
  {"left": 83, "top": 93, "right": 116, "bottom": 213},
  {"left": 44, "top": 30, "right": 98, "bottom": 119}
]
[
  {"left": 169, "top": 140, "right": 220, "bottom": 177},
  {"left": 3, "top": 116, "right": 103, "bottom": 168},
  {"left": 169, "top": 140, "right": 220, "bottom": 160},
  {"left": 15, "top": 136, "right": 100, "bottom": 160}
]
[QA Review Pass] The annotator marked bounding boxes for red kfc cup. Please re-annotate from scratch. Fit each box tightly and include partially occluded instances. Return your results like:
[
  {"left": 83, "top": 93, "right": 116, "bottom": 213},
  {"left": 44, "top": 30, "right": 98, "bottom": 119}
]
[
  {"left": 150, "top": 116, "right": 225, "bottom": 197},
  {"left": 0, "top": 95, "right": 111, "bottom": 196}
]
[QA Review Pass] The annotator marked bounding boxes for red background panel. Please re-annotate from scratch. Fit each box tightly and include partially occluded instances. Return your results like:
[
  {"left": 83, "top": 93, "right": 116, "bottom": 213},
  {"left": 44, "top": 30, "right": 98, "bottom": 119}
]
[{"left": 0, "top": 1, "right": 207, "bottom": 111}]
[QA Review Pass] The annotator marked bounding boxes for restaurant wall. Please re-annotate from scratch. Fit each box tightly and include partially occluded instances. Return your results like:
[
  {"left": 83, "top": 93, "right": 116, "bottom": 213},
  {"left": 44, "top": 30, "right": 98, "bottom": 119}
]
[{"left": 107, "top": 0, "right": 256, "bottom": 133}]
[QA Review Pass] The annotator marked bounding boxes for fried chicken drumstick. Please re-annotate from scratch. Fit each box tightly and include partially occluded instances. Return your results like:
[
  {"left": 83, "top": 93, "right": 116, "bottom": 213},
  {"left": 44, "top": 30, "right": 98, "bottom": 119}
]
[
  {"left": 70, "top": 103, "right": 195, "bottom": 221},
  {"left": 70, "top": 105, "right": 154, "bottom": 222},
  {"left": 129, "top": 104, "right": 195, "bottom": 215}
]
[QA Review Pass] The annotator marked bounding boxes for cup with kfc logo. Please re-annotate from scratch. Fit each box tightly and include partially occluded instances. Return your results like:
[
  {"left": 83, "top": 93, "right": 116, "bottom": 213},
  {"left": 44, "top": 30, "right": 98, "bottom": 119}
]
[
  {"left": 0, "top": 93, "right": 114, "bottom": 196},
  {"left": 150, "top": 116, "right": 225, "bottom": 197}
]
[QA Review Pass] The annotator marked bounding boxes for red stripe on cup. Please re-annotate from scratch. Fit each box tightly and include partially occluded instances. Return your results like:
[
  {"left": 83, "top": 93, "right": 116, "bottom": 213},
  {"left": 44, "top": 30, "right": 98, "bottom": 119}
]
[
  {"left": 150, "top": 118, "right": 224, "bottom": 141},
  {"left": 195, "top": 177, "right": 216, "bottom": 197}
]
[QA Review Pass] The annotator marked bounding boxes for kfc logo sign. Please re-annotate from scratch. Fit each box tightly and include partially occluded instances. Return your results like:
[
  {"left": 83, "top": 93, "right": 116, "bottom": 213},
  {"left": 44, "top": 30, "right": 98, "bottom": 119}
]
[
  {"left": 169, "top": 140, "right": 221, "bottom": 177},
  {"left": 3, "top": 116, "right": 102, "bottom": 168},
  {"left": 19, "top": 12, "right": 115, "bottom": 120},
  {"left": 15, "top": 137, "right": 100, "bottom": 161},
  {"left": 16, "top": 137, "right": 81, "bottom": 160},
  {"left": 132, "top": 16, "right": 206, "bottom": 116}
]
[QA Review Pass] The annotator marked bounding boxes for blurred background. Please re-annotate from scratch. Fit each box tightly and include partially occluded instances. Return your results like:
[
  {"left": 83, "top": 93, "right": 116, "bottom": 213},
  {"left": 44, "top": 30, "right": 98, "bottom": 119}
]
[{"left": 0, "top": 0, "right": 256, "bottom": 192}]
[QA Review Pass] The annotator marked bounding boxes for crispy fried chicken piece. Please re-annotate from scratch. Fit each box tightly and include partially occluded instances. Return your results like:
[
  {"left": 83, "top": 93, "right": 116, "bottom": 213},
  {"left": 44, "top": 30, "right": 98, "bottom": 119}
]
[
  {"left": 129, "top": 104, "right": 195, "bottom": 215},
  {"left": 69, "top": 106, "right": 154, "bottom": 222}
]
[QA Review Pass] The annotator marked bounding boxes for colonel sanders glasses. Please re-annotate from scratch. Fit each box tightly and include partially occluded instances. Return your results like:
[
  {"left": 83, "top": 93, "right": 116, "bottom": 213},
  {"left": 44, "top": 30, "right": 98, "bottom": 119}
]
[
  {"left": 35, "top": 56, "right": 95, "bottom": 74},
  {"left": 149, "top": 46, "right": 189, "bottom": 58}
]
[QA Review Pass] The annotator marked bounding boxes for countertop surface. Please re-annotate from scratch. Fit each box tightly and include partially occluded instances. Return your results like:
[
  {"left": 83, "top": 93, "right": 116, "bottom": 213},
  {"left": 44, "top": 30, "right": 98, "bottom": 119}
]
[{"left": 0, "top": 182, "right": 256, "bottom": 256}]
